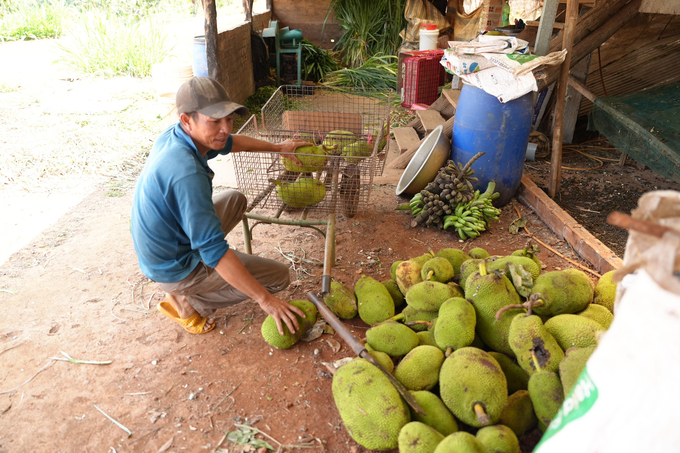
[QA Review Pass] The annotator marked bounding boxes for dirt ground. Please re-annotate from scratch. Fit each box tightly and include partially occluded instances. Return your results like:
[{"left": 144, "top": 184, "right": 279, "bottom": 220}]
[{"left": 3, "top": 33, "right": 680, "bottom": 453}]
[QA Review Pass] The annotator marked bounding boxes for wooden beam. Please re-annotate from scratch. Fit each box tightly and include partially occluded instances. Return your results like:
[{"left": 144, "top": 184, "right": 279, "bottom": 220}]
[
  {"left": 533, "top": 0, "right": 559, "bottom": 56},
  {"left": 549, "top": 0, "right": 579, "bottom": 198},
  {"left": 204, "top": 0, "right": 221, "bottom": 82},
  {"left": 568, "top": 74, "right": 598, "bottom": 102}
]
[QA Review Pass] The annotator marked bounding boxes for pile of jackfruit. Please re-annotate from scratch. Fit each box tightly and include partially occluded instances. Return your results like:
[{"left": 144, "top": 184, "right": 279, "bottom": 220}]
[{"left": 326, "top": 246, "right": 616, "bottom": 452}]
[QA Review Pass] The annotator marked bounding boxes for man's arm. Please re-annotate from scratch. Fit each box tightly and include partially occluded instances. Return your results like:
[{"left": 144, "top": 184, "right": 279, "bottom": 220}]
[
  {"left": 231, "top": 135, "right": 310, "bottom": 156},
  {"left": 214, "top": 248, "right": 305, "bottom": 335}
]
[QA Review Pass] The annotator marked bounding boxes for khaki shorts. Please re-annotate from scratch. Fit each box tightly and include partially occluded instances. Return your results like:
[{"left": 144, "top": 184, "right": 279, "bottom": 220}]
[{"left": 158, "top": 190, "right": 290, "bottom": 317}]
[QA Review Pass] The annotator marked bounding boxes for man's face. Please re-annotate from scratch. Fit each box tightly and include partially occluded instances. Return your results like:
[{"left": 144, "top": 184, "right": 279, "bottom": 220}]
[{"left": 181, "top": 112, "right": 235, "bottom": 155}]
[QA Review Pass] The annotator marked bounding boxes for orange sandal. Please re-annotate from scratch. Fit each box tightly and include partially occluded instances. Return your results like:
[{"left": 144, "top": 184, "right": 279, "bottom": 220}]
[{"left": 157, "top": 300, "right": 215, "bottom": 334}]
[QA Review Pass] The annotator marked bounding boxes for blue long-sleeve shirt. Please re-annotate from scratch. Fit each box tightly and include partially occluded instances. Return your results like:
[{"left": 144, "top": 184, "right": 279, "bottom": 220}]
[{"left": 131, "top": 123, "right": 233, "bottom": 283}]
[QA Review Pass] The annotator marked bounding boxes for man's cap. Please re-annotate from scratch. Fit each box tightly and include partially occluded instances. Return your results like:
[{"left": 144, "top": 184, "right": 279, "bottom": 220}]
[{"left": 176, "top": 77, "right": 248, "bottom": 118}]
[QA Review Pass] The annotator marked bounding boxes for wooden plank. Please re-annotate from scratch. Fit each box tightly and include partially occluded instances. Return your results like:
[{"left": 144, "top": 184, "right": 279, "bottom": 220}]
[
  {"left": 561, "top": 54, "right": 591, "bottom": 144},
  {"left": 640, "top": 0, "right": 680, "bottom": 14},
  {"left": 558, "top": 0, "right": 596, "bottom": 4},
  {"left": 416, "top": 110, "right": 445, "bottom": 134},
  {"left": 392, "top": 127, "right": 421, "bottom": 155},
  {"left": 442, "top": 89, "right": 461, "bottom": 109},
  {"left": 568, "top": 74, "right": 597, "bottom": 102},
  {"left": 281, "top": 111, "right": 363, "bottom": 134}
]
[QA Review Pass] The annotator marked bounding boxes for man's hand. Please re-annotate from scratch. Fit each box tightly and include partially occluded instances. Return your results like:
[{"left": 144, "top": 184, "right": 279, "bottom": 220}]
[
  {"left": 278, "top": 139, "right": 312, "bottom": 166},
  {"left": 259, "top": 294, "right": 306, "bottom": 335}
]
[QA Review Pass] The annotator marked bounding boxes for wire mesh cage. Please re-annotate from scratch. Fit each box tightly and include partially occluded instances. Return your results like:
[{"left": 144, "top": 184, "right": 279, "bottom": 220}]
[{"left": 233, "top": 86, "right": 393, "bottom": 218}]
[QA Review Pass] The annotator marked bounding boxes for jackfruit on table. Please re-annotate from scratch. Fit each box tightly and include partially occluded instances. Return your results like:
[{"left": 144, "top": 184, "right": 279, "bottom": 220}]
[
  {"left": 394, "top": 345, "right": 444, "bottom": 391},
  {"left": 577, "top": 303, "right": 614, "bottom": 329},
  {"left": 530, "top": 268, "right": 594, "bottom": 317},
  {"left": 559, "top": 346, "right": 596, "bottom": 397},
  {"left": 593, "top": 269, "right": 617, "bottom": 313},
  {"left": 366, "top": 321, "right": 419, "bottom": 357},
  {"left": 499, "top": 390, "right": 537, "bottom": 438},
  {"left": 261, "top": 299, "right": 318, "bottom": 349},
  {"left": 488, "top": 351, "right": 529, "bottom": 395},
  {"left": 274, "top": 177, "right": 326, "bottom": 208},
  {"left": 323, "top": 280, "right": 357, "bottom": 319},
  {"left": 406, "top": 281, "right": 464, "bottom": 312},
  {"left": 355, "top": 275, "right": 394, "bottom": 325},
  {"left": 544, "top": 314, "right": 603, "bottom": 350},
  {"left": 508, "top": 314, "right": 564, "bottom": 375},
  {"left": 433, "top": 432, "right": 486, "bottom": 453},
  {"left": 280, "top": 144, "right": 328, "bottom": 172},
  {"left": 398, "top": 421, "right": 445, "bottom": 453},
  {"left": 434, "top": 297, "right": 476, "bottom": 353},
  {"left": 332, "top": 358, "right": 410, "bottom": 451},
  {"left": 476, "top": 424, "right": 520, "bottom": 453},
  {"left": 409, "top": 390, "right": 459, "bottom": 436},
  {"left": 439, "top": 347, "right": 507, "bottom": 428},
  {"left": 435, "top": 248, "right": 471, "bottom": 275},
  {"left": 528, "top": 369, "right": 564, "bottom": 432}
]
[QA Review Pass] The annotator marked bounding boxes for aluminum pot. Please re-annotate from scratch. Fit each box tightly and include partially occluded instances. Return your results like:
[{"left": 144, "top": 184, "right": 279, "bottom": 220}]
[{"left": 396, "top": 125, "right": 450, "bottom": 196}]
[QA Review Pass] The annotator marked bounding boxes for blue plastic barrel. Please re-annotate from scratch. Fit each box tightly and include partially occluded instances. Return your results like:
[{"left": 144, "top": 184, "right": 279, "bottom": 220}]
[
  {"left": 192, "top": 35, "right": 208, "bottom": 77},
  {"left": 451, "top": 84, "right": 533, "bottom": 207}
]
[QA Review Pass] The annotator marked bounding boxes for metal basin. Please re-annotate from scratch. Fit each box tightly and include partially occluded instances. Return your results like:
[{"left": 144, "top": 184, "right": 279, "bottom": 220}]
[{"left": 396, "top": 125, "right": 450, "bottom": 196}]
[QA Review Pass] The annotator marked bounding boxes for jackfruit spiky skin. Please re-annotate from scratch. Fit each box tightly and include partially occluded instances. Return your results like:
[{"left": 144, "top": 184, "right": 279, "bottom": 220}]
[
  {"left": 544, "top": 314, "right": 603, "bottom": 350},
  {"left": 343, "top": 140, "right": 373, "bottom": 162},
  {"left": 468, "top": 248, "right": 490, "bottom": 259},
  {"left": 465, "top": 269, "right": 525, "bottom": 357},
  {"left": 476, "top": 425, "right": 520, "bottom": 453},
  {"left": 275, "top": 178, "right": 326, "bottom": 208},
  {"left": 366, "top": 322, "right": 419, "bottom": 357},
  {"left": 421, "top": 257, "right": 455, "bottom": 283},
  {"left": 261, "top": 300, "right": 317, "bottom": 349},
  {"left": 417, "top": 330, "right": 438, "bottom": 347},
  {"left": 528, "top": 369, "right": 564, "bottom": 432},
  {"left": 433, "top": 432, "right": 486, "bottom": 453},
  {"left": 577, "top": 304, "right": 613, "bottom": 330},
  {"left": 323, "top": 281, "right": 358, "bottom": 319},
  {"left": 390, "top": 260, "right": 404, "bottom": 281},
  {"left": 439, "top": 347, "right": 508, "bottom": 428},
  {"left": 396, "top": 260, "right": 424, "bottom": 295},
  {"left": 332, "top": 358, "right": 410, "bottom": 450},
  {"left": 435, "top": 248, "right": 471, "bottom": 275},
  {"left": 593, "top": 270, "right": 617, "bottom": 314},
  {"left": 508, "top": 314, "right": 564, "bottom": 375},
  {"left": 434, "top": 297, "right": 476, "bottom": 351},
  {"left": 355, "top": 275, "right": 395, "bottom": 325},
  {"left": 459, "top": 258, "right": 482, "bottom": 288},
  {"left": 368, "top": 350, "right": 395, "bottom": 374},
  {"left": 281, "top": 144, "right": 328, "bottom": 172},
  {"left": 531, "top": 269, "right": 594, "bottom": 317},
  {"left": 559, "top": 346, "right": 596, "bottom": 397},
  {"left": 409, "top": 391, "right": 459, "bottom": 436},
  {"left": 398, "top": 422, "right": 445, "bottom": 453},
  {"left": 499, "top": 390, "right": 537, "bottom": 438},
  {"left": 488, "top": 352, "right": 529, "bottom": 395},
  {"left": 411, "top": 251, "right": 436, "bottom": 265},
  {"left": 403, "top": 305, "right": 438, "bottom": 332},
  {"left": 382, "top": 279, "right": 405, "bottom": 310},
  {"left": 406, "top": 281, "right": 464, "bottom": 312},
  {"left": 394, "top": 345, "right": 445, "bottom": 391}
]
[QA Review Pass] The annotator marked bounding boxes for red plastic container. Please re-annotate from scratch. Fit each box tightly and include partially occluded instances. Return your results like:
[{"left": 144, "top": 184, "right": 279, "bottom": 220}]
[{"left": 401, "top": 54, "right": 443, "bottom": 109}]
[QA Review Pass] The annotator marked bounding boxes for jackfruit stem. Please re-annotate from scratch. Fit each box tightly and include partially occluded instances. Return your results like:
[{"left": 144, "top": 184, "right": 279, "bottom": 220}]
[
  {"left": 495, "top": 303, "right": 528, "bottom": 320},
  {"left": 405, "top": 320, "right": 432, "bottom": 328},
  {"left": 376, "top": 313, "right": 405, "bottom": 326},
  {"left": 473, "top": 402, "right": 490, "bottom": 426},
  {"left": 526, "top": 293, "right": 545, "bottom": 316},
  {"left": 530, "top": 350, "right": 542, "bottom": 371},
  {"left": 426, "top": 270, "right": 435, "bottom": 281},
  {"left": 445, "top": 347, "right": 453, "bottom": 357},
  {"left": 479, "top": 261, "right": 488, "bottom": 276}
]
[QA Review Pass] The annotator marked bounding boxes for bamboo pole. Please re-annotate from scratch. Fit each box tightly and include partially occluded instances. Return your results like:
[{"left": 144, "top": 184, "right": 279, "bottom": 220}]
[
  {"left": 549, "top": 0, "right": 579, "bottom": 198},
  {"left": 204, "top": 0, "right": 221, "bottom": 81}
]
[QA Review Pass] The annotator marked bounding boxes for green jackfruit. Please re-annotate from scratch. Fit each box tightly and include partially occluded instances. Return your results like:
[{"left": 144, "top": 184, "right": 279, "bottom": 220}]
[
  {"left": 434, "top": 297, "right": 476, "bottom": 353},
  {"left": 355, "top": 275, "right": 395, "bottom": 325},
  {"left": 398, "top": 422, "right": 445, "bottom": 453},
  {"left": 421, "top": 257, "right": 455, "bottom": 283},
  {"left": 411, "top": 251, "right": 436, "bottom": 265},
  {"left": 476, "top": 425, "right": 520, "bottom": 453},
  {"left": 406, "top": 281, "right": 464, "bottom": 312},
  {"left": 488, "top": 352, "right": 529, "bottom": 395},
  {"left": 281, "top": 144, "right": 328, "bottom": 172},
  {"left": 275, "top": 178, "right": 326, "bottom": 208},
  {"left": 261, "top": 300, "right": 318, "bottom": 349},
  {"left": 433, "top": 432, "right": 485, "bottom": 453},
  {"left": 332, "top": 358, "right": 410, "bottom": 450},
  {"left": 508, "top": 314, "right": 564, "bottom": 375},
  {"left": 390, "top": 260, "right": 404, "bottom": 281},
  {"left": 403, "top": 305, "right": 438, "bottom": 332},
  {"left": 417, "top": 330, "right": 438, "bottom": 347},
  {"left": 323, "top": 130, "right": 356, "bottom": 151},
  {"left": 396, "top": 260, "right": 424, "bottom": 295},
  {"left": 593, "top": 269, "right": 617, "bottom": 313},
  {"left": 382, "top": 279, "right": 405, "bottom": 310},
  {"left": 435, "top": 248, "right": 471, "bottom": 275},
  {"left": 439, "top": 347, "right": 507, "bottom": 428},
  {"left": 559, "top": 346, "right": 596, "bottom": 397},
  {"left": 343, "top": 140, "right": 373, "bottom": 162},
  {"left": 465, "top": 262, "right": 525, "bottom": 357},
  {"left": 511, "top": 243, "right": 541, "bottom": 269},
  {"left": 528, "top": 369, "right": 564, "bottom": 432},
  {"left": 394, "top": 345, "right": 445, "bottom": 391},
  {"left": 499, "top": 390, "right": 537, "bottom": 438},
  {"left": 530, "top": 269, "right": 594, "bottom": 317},
  {"left": 368, "top": 350, "right": 395, "bottom": 374},
  {"left": 409, "top": 391, "right": 458, "bottom": 436},
  {"left": 544, "top": 314, "right": 603, "bottom": 350},
  {"left": 459, "top": 258, "right": 482, "bottom": 288},
  {"left": 366, "top": 322, "right": 419, "bottom": 357},
  {"left": 468, "top": 247, "right": 490, "bottom": 259},
  {"left": 577, "top": 304, "right": 614, "bottom": 330},
  {"left": 323, "top": 281, "right": 357, "bottom": 319}
]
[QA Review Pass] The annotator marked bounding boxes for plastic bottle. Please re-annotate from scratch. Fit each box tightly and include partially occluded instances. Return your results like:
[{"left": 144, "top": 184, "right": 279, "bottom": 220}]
[{"left": 501, "top": 1, "right": 511, "bottom": 27}]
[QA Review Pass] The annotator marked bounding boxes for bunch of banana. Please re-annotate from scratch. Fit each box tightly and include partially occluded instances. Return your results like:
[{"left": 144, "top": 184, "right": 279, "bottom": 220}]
[
  {"left": 443, "top": 182, "right": 502, "bottom": 240},
  {"left": 407, "top": 192, "right": 425, "bottom": 216}
]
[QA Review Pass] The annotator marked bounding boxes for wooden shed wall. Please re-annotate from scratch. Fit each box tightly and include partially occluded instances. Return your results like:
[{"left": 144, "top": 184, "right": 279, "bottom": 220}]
[{"left": 271, "top": 0, "right": 342, "bottom": 48}]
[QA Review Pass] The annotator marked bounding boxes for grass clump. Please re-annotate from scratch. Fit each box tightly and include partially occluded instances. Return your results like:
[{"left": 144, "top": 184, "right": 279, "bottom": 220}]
[{"left": 0, "top": 0, "right": 70, "bottom": 41}]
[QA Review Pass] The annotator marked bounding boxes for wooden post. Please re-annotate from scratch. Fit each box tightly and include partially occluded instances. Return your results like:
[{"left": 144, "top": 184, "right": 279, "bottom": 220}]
[
  {"left": 204, "top": 0, "right": 221, "bottom": 82},
  {"left": 243, "top": 0, "right": 253, "bottom": 23},
  {"left": 548, "top": 0, "right": 579, "bottom": 198},
  {"left": 534, "top": 0, "right": 559, "bottom": 56}
]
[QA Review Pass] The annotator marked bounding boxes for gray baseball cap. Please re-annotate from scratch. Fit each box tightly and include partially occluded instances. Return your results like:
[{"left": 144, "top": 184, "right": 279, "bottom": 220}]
[{"left": 176, "top": 77, "right": 248, "bottom": 118}]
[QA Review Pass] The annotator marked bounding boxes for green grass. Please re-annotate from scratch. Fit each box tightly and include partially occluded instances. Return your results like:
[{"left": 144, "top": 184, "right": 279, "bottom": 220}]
[{"left": 0, "top": 0, "right": 70, "bottom": 41}]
